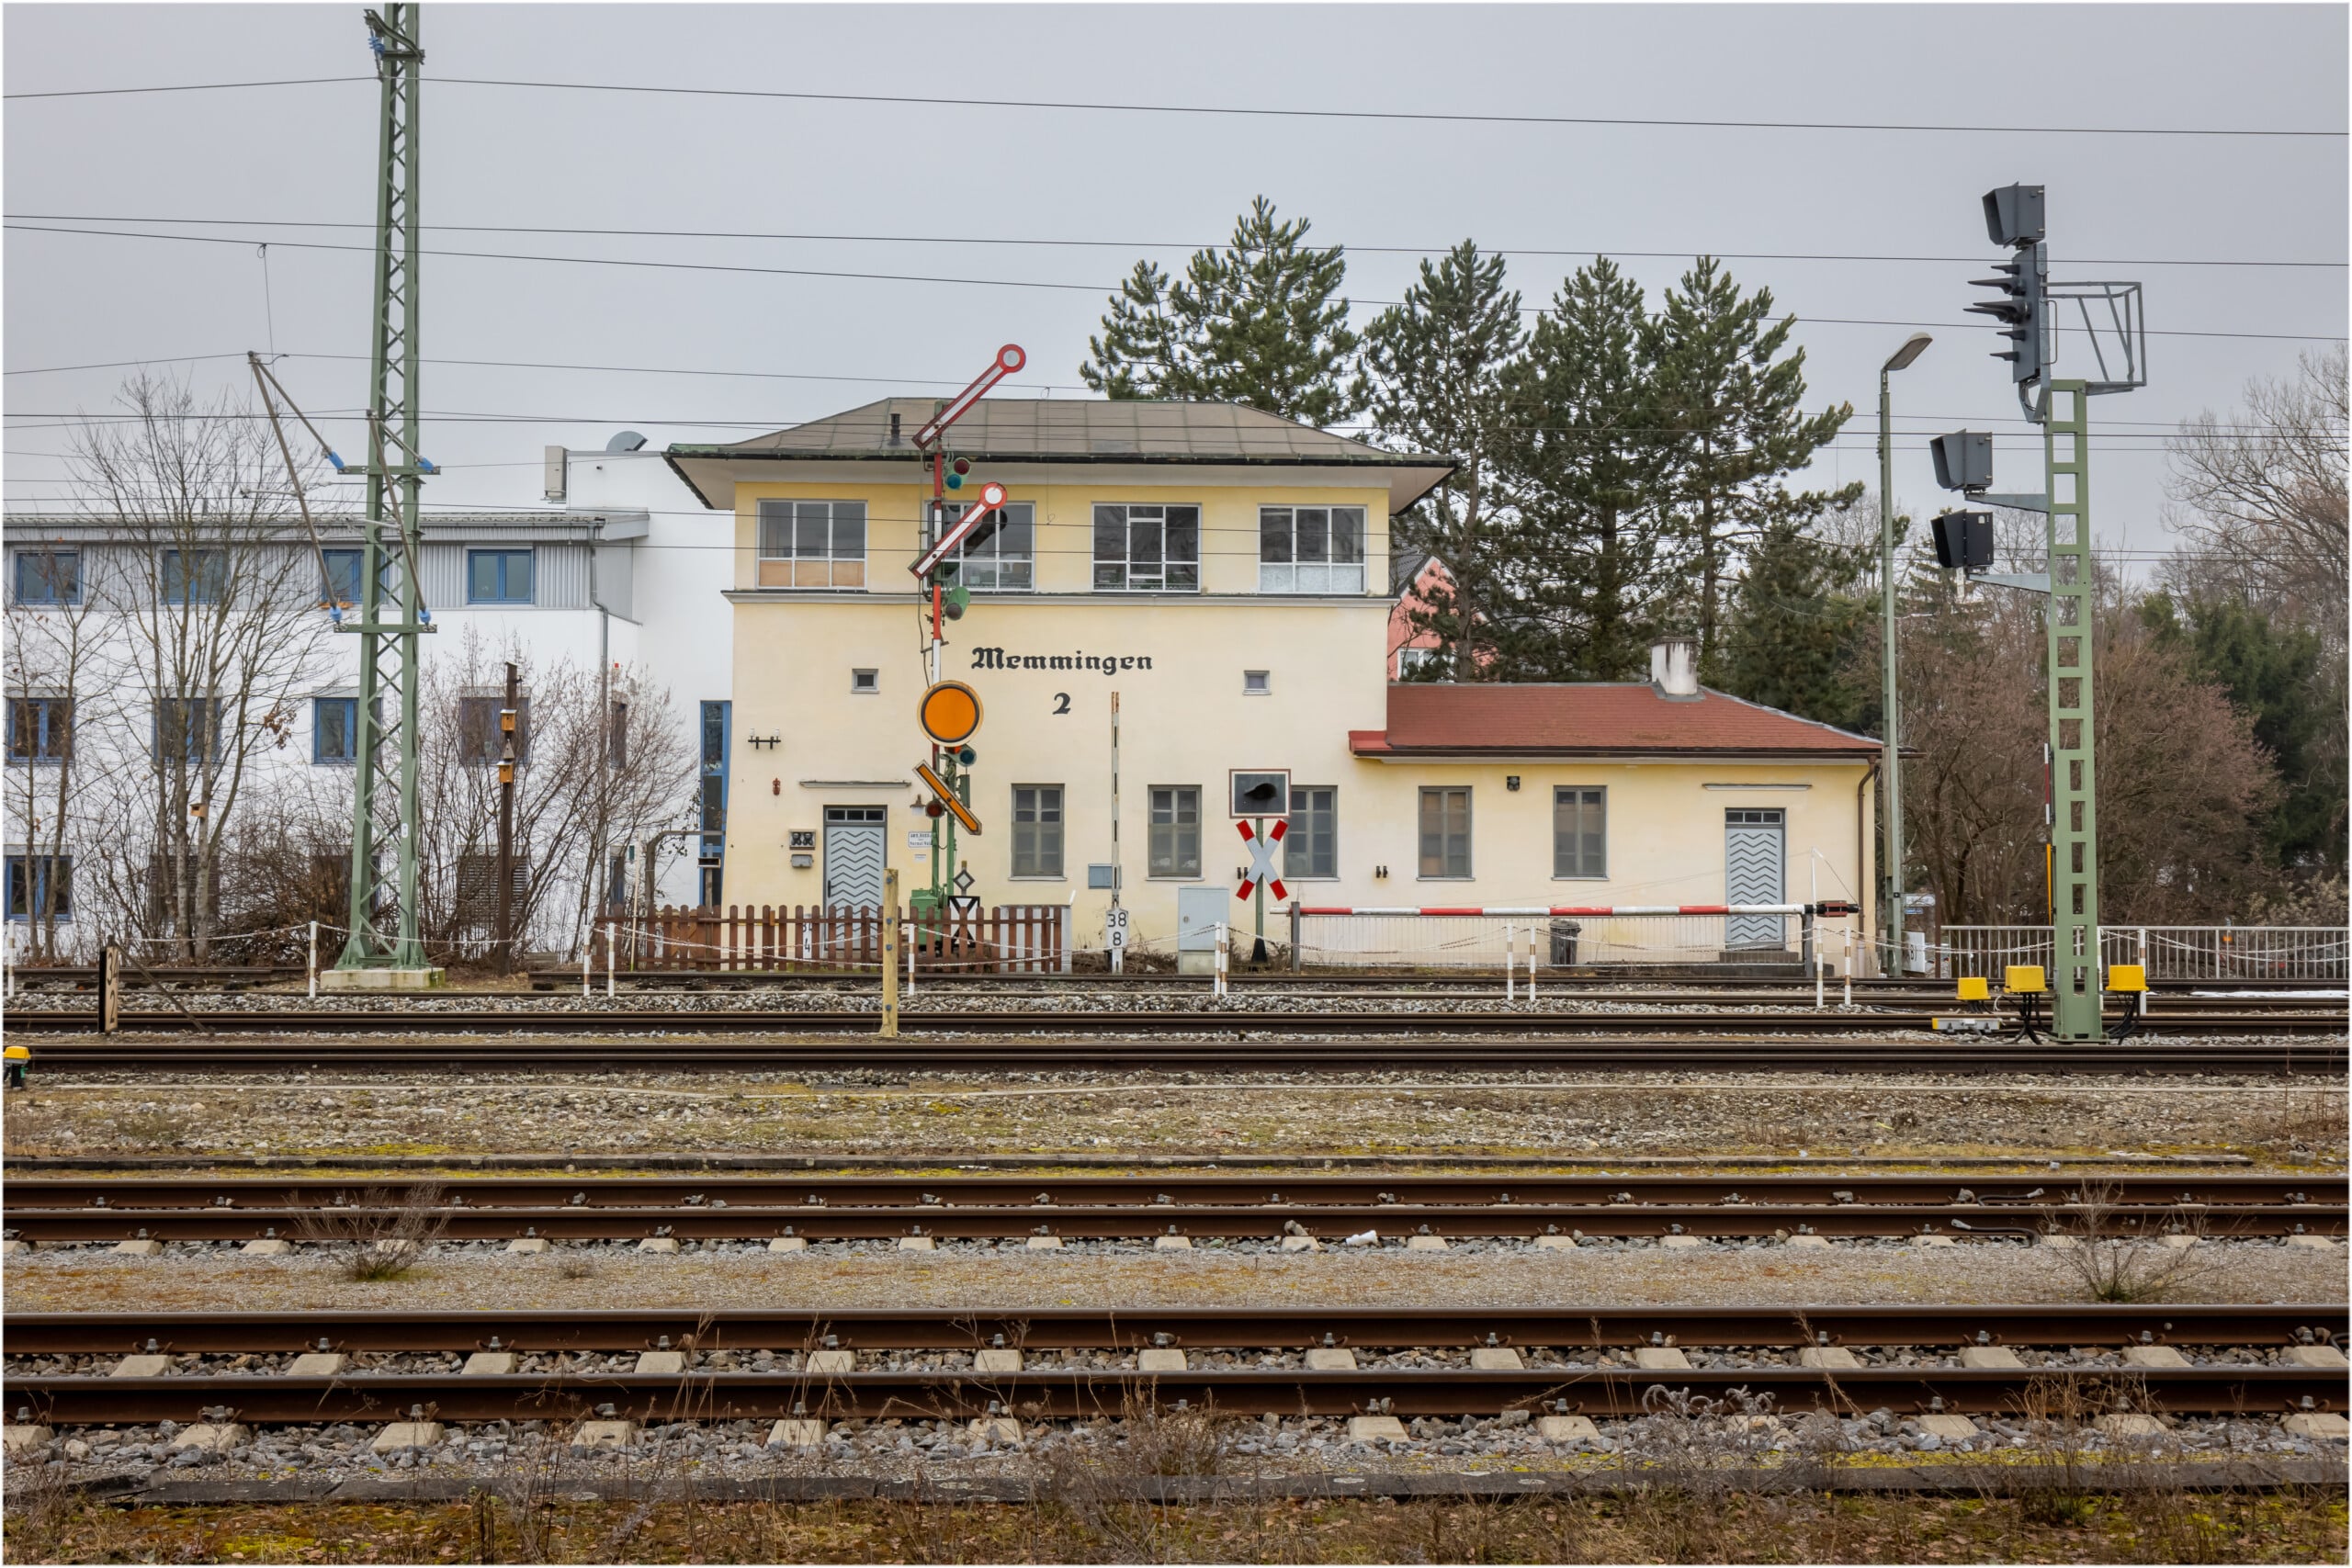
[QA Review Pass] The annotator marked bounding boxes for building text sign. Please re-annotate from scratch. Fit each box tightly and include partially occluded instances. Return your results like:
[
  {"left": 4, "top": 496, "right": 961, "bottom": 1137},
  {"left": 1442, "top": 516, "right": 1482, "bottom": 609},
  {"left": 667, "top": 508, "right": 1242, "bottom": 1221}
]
[{"left": 970, "top": 648, "right": 1154, "bottom": 675}]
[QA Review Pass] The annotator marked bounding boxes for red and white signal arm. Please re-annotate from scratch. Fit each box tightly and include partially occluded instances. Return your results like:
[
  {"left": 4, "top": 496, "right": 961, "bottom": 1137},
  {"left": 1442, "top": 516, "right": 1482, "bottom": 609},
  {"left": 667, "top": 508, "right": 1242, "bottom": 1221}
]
[{"left": 1236, "top": 818, "right": 1287, "bottom": 903}]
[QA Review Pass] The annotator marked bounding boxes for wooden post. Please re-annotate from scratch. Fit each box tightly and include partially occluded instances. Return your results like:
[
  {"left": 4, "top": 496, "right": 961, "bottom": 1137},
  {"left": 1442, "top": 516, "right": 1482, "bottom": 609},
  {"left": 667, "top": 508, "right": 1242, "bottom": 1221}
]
[
  {"left": 880, "top": 867, "right": 900, "bottom": 1038},
  {"left": 494, "top": 661, "right": 518, "bottom": 973},
  {"left": 99, "top": 942, "right": 122, "bottom": 1035}
]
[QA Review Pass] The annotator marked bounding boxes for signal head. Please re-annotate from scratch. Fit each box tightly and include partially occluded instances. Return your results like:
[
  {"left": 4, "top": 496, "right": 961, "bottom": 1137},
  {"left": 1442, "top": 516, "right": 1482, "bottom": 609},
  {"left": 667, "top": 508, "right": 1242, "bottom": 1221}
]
[
  {"left": 1981, "top": 184, "right": 2046, "bottom": 249},
  {"left": 957, "top": 745, "right": 978, "bottom": 766}
]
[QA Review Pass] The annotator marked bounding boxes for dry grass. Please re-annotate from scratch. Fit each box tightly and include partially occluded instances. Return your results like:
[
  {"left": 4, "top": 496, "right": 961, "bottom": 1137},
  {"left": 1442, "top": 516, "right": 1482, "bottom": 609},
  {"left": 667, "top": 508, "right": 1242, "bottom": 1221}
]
[
  {"left": 290, "top": 1182, "right": 451, "bottom": 1281},
  {"left": 2043, "top": 1180, "right": 2220, "bottom": 1303}
]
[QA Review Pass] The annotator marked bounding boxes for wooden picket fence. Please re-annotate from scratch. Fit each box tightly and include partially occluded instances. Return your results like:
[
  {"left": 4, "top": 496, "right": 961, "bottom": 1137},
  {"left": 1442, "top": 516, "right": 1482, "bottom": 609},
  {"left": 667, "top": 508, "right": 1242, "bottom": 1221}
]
[{"left": 594, "top": 903, "right": 1069, "bottom": 974}]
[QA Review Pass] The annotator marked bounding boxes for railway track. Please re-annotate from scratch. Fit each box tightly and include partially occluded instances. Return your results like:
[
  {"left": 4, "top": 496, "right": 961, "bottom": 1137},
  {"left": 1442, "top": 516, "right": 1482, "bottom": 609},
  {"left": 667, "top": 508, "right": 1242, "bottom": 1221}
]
[
  {"left": 6, "top": 1009, "right": 2344, "bottom": 1079},
  {"left": 9, "top": 1173, "right": 2341, "bottom": 1244},
  {"left": 9, "top": 1305, "right": 2344, "bottom": 1425}
]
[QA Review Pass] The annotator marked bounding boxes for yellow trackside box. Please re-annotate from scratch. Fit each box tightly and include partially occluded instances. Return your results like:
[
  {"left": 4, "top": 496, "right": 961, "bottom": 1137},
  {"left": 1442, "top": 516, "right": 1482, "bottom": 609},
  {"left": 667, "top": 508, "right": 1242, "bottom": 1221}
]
[
  {"left": 2, "top": 1045, "right": 28, "bottom": 1061},
  {"left": 2005, "top": 964, "right": 2047, "bottom": 995},
  {"left": 1956, "top": 976, "right": 1991, "bottom": 1002},
  {"left": 2107, "top": 964, "right": 2148, "bottom": 994}
]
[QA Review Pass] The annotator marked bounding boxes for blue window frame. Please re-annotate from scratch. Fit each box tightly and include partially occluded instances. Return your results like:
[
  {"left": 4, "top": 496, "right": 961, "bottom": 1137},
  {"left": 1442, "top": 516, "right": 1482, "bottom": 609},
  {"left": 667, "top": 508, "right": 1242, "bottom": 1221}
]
[
  {"left": 6, "top": 853, "right": 72, "bottom": 921},
  {"left": 698, "top": 699, "right": 729, "bottom": 904},
  {"left": 466, "top": 548, "right": 534, "bottom": 605},
  {"left": 314, "top": 697, "right": 359, "bottom": 763},
  {"left": 7, "top": 698, "right": 73, "bottom": 762},
  {"left": 322, "top": 548, "right": 364, "bottom": 608},
  {"left": 161, "top": 548, "right": 226, "bottom": 604},
  {"left": 13, "top": 549, "right": 80, "bottom": 605},
  {"left": 154, "top": 696, "right": 222, "bottom": 763}
]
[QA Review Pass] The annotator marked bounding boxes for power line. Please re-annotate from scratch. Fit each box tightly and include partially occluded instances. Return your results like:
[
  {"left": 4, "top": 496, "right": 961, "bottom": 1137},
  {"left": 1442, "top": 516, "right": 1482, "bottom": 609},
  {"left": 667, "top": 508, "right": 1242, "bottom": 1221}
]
[
  {"left": 7, "top": 72, "right": 2341, "bottom": 138},
  {"left": 10, "top": 222, "right": 2345, "bottom": 344},
  {"left": 0, "top": 350, "right": 2312, "bottom": 437},
  {"left": 9, "top": 213, "right": 2340, "bottom": 271}
]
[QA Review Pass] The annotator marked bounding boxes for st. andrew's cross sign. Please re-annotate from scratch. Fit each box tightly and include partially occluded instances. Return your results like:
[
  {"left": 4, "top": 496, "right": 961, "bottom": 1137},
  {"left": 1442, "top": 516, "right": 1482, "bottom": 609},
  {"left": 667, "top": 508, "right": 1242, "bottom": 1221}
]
[{"left": 1236, "top": 818, "right": 1287, "bottom": 903}]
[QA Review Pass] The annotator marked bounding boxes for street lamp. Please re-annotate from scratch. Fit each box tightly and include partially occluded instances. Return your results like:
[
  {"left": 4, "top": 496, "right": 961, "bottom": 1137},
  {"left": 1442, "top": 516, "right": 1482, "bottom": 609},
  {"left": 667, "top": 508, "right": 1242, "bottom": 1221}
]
[{"left": 1878, "top": 332, "right": 1930, "bottom": 976}]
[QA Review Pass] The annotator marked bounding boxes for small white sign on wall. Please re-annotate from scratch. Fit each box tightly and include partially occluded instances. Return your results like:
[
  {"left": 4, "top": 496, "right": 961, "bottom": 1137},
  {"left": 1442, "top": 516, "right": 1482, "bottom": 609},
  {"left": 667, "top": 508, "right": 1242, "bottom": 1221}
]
[{"left": 908, "top": 829, "right": 933, "bottom": 852}]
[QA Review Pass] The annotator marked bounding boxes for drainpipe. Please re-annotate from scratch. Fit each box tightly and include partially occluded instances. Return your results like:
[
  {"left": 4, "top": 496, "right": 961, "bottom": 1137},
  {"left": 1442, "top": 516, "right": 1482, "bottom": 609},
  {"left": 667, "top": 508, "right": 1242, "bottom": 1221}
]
[{"left": 1858, "top": 760, "right": 1879, "bottom": 976}]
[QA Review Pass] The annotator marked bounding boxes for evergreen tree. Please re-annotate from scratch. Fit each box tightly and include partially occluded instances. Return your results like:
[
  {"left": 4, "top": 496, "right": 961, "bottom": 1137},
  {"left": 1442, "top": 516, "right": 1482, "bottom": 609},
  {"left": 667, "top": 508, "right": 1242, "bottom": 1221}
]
[
  {"left": 1498, "top": 258, "right": 1675, "bottom": 680},
  {"left": 1363, "top": 241, "right": 1526, "bottom": 680},
  {"left": 1080, "top": 197, "right": 1365, "bottom": 427},
  {"left": 2141, "top": 591, "right": 2345, "bottom": 874},
  {"left": 1649, "top": 258, "right": 1855, "bottom": 673},
  {"left": 1718, "top": 517, "right": 1874, "bottom": 728}
]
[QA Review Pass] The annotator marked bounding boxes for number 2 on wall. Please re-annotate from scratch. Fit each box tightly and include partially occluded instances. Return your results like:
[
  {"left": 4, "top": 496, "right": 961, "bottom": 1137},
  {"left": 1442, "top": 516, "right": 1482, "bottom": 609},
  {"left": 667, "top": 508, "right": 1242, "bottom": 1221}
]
[{"left": 1052, "top": 693, "right": 1071, "bottom": 715}]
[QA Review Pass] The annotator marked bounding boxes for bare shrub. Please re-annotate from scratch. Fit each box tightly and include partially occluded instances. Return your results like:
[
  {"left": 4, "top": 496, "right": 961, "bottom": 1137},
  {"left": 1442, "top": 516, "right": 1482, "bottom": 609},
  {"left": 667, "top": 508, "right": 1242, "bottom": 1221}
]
[
  {"left": 2044, "top": 1180, "right": 2216, "bottom": 1303},
  {"left": 292, "top": 1182, "right": 450, "bottom": 1281},
  {"left": 1608, "top": 1384, "right": 1792, "bottom": 1563},
  {"left": 1025, "top": 1388, "right": 1244, "bottom": 1562}
]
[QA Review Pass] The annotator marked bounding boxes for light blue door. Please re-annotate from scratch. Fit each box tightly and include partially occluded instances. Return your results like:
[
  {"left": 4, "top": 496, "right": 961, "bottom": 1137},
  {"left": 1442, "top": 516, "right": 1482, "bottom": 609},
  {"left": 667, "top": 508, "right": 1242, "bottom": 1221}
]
[{"left": 1724, "top": 809, "right": 1785, "bottom": 949}]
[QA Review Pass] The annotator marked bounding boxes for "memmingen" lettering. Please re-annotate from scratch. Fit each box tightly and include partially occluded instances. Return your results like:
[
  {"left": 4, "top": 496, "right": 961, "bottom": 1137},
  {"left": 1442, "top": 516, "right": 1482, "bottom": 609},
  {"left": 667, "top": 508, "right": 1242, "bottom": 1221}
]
[{"left": 970, "top": 647, "right": 1150, "bottom": 675}]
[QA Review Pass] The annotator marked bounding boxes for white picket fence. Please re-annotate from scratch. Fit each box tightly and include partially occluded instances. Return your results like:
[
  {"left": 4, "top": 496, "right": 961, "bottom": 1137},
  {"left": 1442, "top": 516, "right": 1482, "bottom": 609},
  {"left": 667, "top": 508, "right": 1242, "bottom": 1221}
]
[{"left": 1295, "top": 907, "right": 1823, "bottom": 971}]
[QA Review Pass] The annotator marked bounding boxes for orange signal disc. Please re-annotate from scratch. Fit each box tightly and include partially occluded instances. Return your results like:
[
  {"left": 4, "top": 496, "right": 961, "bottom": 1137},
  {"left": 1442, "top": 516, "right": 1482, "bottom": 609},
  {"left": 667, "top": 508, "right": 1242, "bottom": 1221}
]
[{"left": 918, "top": 681, "right": 983, "bottom": 744}]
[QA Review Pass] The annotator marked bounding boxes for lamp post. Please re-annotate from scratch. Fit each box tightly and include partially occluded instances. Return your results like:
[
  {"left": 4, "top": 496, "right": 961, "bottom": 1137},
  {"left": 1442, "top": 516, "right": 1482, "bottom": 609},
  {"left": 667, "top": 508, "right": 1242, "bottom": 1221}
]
[{"left": 1878, "top": 332, "right": 1931, "bottom": 976}]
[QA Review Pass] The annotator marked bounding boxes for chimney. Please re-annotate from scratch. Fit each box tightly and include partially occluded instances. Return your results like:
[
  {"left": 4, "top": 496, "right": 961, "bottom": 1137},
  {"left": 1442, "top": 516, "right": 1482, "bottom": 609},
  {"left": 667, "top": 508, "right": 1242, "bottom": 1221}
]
[
  {"left": 888, "top": 412, "right": 902, "bottom": 446},
  {"left": 1649, "top": 636, "right": 1700, "bottom": 699},
  {"left": 542, "top": 446, "right": 567, "bottom": 503}
]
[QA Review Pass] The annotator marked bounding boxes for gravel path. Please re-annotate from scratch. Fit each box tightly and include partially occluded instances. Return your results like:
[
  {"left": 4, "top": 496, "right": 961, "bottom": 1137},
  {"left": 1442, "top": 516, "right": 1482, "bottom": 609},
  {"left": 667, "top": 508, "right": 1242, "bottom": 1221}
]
[
  {"left": 7, "top": 1237, "right": 2341, "bottom": 1315},
  {"left": 6, "top": 1068, "right": 2340, "bottom": 1164}
]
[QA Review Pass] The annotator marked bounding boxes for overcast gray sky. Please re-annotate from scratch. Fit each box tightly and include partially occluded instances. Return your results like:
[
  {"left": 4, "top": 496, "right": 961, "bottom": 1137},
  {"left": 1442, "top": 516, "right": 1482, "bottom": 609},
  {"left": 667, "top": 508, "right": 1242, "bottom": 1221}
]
[{"left": 6, "top": 3, "right": 2346, "bottom": 563}]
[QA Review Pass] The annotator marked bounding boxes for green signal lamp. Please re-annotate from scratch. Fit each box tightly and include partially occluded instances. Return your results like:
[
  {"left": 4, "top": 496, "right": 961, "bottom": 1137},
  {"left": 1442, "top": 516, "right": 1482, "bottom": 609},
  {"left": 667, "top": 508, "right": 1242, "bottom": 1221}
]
[
  {"left": 957, "top": 745, "right": 978, "bottom": 766},
  {"left": 942, "top": 582, "right": 972, "bottom": 620}
]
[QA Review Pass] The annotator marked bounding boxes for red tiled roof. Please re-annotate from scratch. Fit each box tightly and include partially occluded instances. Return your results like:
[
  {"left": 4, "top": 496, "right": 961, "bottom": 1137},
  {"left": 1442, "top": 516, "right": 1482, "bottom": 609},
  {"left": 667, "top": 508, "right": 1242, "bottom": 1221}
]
[{"left": 1351, "top": 683, "right": 1881, "bottom": 759}]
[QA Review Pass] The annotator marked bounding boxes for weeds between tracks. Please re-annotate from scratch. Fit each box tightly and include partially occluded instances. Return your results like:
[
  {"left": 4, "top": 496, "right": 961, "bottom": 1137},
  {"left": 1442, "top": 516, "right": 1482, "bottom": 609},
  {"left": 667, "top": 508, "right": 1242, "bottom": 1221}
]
[
  {"left": 291, "top": 1181, "right": 450, "bottom": 1281},
  {"left": 2045, "top": 1180, "right": 2221, "bottom": 1303}
]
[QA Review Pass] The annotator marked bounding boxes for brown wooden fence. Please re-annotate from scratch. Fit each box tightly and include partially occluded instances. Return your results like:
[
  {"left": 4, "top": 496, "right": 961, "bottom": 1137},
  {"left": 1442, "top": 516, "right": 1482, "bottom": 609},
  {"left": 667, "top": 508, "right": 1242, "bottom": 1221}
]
[{"left": 593, "top": 904, "right": 1068, "bottom": 974}]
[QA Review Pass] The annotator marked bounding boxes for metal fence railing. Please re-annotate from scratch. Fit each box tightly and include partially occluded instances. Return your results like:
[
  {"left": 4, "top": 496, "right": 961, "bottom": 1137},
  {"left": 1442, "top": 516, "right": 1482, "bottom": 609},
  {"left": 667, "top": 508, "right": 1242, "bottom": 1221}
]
[{"left": 1939, "top": 926, "right": 2350, "bottom": 984}]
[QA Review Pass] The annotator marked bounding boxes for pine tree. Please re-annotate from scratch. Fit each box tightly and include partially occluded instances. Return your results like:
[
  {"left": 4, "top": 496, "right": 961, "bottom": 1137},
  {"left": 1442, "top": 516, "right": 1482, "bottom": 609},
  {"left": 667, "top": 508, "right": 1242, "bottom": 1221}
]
[
  {"left": 1080, "top": 197, "right": 1365, "bottom": 427},
  {"left": 1718, "top": 517, "right": 1874, "bottom": 728},
  {"left": 1498, "top": 257, "right": 1675, "bottom": 680},
  {"left": 1363, "top": 241, "right": 1526, "bottom": 680},
  {"left": 1649, "top": 258, "right": 1855, "bottom": 673}
]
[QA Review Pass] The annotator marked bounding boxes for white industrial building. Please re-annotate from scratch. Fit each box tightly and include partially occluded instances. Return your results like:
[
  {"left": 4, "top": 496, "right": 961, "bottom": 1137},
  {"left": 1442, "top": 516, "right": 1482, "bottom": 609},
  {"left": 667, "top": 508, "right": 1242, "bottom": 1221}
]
[{"left": 2, "top": 434, "right": 727, "bottom": 962}]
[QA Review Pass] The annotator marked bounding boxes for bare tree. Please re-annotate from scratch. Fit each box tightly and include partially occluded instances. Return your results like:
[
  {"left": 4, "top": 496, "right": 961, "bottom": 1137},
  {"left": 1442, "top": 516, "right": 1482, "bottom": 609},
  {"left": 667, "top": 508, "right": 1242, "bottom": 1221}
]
[
  {"left": 415, "top": 629, "right": 692, "bottom": 962},
  {"left": 1898, "top": 551, "right": 2279, "bottom": 925},
  {"left": 2165, "top": 344, "right": 2348, "bottom": 652},
  {"left": 3, "top": 536, "right": 108, "bottom": 960},
  {"left": 66, "top": 374, "right": 334, "bottom": 960}
]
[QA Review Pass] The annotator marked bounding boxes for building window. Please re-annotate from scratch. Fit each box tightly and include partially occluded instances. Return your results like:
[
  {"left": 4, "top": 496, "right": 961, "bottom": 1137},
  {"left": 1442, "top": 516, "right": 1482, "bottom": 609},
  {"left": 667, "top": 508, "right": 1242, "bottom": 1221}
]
[
  {"left": 154, "top": 697, "right": 222, "bottom": 763},
  {"left": 161, "top": 548, "right": 226, "bottom": 605},
  {"left": 1396, "top": 647, "right": 1440, "bottom": 678},
  {"left": 605, "top": 851, "right": 630, "bottom": 910},
  {"left": 13, "top": 549, "right": 80, "bottom": 606},
  {"left": 6, "top": 854, "right": 72, "bottom": 921},
  {"left": 1554, "top": 786, "right": 1607, "bottom": 879},
  {"left": 1419, "top": 786, "right": 1472, "bottom": 879},
  {"left": 458, "top": 696, "right": 529, "bottom": 764},
  {"left": 931, "top": 501, "right": 1035, "bottom": 592},
  {"left": 1148, "top": 785, "right": 1201, "bottom": 877},
  {"left": 851, "top": 669, "right": 879, "bottom": 694},
  {"left": 7, "top": 697, "right": 72, "bottom": 762},
  {"left": 1259, "top": 506, "right": 1365, "bottom": 593},
  {"left": 1242, "top": 671, "right": 1271, "bottom": 695},
  {"left": 1093, "top": 504, "right": 1199, "bottom": 592},
  {"left": 466, "top": 548, "right": 535, "bottom": 605},
  {"left": 757, "top": 500, "right": 867, "bottom": 589},
  {"left": 1286, "top": 786, "right": 1337, "bottom": 880},
  {"left": 313, "top": 697, "right": 358, "bottom": 764},
  {"left": 1012, "top": 785, "right": 1064, "bottom": 878},
  {"left": 321, "top": 547, "right": 364, "bottom": 608}
]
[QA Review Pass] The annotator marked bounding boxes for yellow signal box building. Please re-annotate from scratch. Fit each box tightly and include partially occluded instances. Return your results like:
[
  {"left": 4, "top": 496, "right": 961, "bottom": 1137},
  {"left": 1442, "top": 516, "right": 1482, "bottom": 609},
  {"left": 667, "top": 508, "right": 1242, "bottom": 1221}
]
[{"left": 668, "top": 399, "right": 1882, "bottom": 966}]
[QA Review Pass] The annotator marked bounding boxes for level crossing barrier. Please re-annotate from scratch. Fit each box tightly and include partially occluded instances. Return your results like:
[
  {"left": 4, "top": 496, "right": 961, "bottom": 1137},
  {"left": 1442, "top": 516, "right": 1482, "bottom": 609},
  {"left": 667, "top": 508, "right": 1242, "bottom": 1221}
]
[{"left": 1293, "top": 904, "right": 1821, "bottom": 972}]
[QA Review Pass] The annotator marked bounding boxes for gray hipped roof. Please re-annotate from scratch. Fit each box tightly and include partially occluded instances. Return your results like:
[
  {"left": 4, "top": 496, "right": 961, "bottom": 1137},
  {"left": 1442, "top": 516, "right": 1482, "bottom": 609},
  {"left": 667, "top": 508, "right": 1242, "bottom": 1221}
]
[{"left": 667, "top": 398, "right": 1457, "bottom": 514}]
